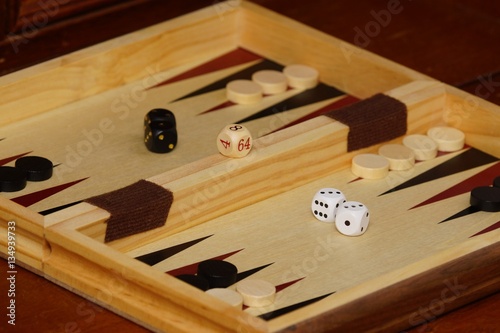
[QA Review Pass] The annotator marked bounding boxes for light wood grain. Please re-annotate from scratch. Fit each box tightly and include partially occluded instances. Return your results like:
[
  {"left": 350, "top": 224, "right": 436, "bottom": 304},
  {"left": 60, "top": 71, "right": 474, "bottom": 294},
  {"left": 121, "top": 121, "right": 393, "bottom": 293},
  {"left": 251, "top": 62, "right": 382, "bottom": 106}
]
[
  {"left": 269, "top": 232, "right": 500, "bottom": 332},
  {"left": 112, "top": 81, "right": 449, "bottom": 252},
  {"left": 0, "top": 4, "right": 238, "bottom": 127},
  {"left": 0, "top": 196, "right": 44, "bottom": 272},
  {"left": 238, "top": 1, "right": 431, "bottom": 98},
  {"left": 45, "top": 219, "right": 267, "bottom": 333},
  {"left": 45, "top": 74, "right": 500, "bottom": 333},
  {"left": 444, "top": 85, "right": 500, "bottom": 157},
  {"left": 72, "top": 80, "right": 447, "bottom": 254},
  {"left": 1, "top": 2, "right": 499, "bottom": 333},
  {"left": 131, "top": 145, "right": 498, "bottom": 331}
]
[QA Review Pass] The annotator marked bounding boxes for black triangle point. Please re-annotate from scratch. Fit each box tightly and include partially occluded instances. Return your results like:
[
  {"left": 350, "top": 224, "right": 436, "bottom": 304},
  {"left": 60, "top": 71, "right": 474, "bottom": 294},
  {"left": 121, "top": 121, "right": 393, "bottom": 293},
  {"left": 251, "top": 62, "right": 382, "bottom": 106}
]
[
  {"left": 259, "top": 292, "right": 334, "bottom": 321},
  {"left": 135, "top": 235, "right": 213, "bottom": 266},
  {"left": 439, "top": 206, "right": 480, "bottom": 223},
  {"left": 235, "top": 263, "right": 274, "bottom": 282},
  {"left": 237, "top": 83, "right": 345, "bottom": 124},
  {"left": 173, "top": 60, "right": 283, "bottom": 102},
  {"left": 381, "top": 148, "right": 499, "bottom": 196},
  {"left": 39, "top": 200, "right": 82, "bottom": 215}
]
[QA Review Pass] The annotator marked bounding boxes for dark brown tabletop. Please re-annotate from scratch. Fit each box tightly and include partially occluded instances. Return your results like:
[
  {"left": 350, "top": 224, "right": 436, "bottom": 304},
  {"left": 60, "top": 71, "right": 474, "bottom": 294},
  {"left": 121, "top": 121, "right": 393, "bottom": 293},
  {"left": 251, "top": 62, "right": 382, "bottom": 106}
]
[{"left": 1, "top": 1, "right": 499, "bottom": 332}]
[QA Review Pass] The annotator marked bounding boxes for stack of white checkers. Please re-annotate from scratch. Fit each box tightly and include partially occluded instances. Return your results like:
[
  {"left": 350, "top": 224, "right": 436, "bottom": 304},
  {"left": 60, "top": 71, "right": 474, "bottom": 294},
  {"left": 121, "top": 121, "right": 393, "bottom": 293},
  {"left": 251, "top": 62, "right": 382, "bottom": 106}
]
[
  {"left": 206, "top": 279, "right": 276, "bottom": 310},
  {"left": 351, "top": 126, "right": 465, "bottom": 179},
  {"left": 226, "top": 64, "right": 319, "bottom": 104}
]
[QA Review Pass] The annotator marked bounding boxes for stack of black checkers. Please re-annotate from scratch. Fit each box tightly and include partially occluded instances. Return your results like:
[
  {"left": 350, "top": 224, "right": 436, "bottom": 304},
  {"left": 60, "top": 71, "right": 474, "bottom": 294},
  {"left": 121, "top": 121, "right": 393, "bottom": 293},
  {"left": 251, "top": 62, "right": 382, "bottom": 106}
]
[
  {"left": 175, "top": 259, "right": 237, "bottom": 291},
  {"left": 0, "top": 156, "right": 53, "bottom": 192},
  {"left": 470, "top": 176, "right": 500, "bottom": 212}
]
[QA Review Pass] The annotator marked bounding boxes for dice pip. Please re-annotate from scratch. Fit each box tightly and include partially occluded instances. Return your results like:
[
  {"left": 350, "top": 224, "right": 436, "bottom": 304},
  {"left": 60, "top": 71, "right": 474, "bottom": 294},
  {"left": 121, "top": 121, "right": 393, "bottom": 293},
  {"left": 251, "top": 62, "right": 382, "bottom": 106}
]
[
  {"left": 144, "top": 108, "right": 177, "bottom": 153},
  {"left": 335, "top": 201, "right": 370, "bottom": 236},
  {"left": 311, "top": 188, "right": 346, "bottom": 223},
  {"left": 217, "top": 124, "right": 252, "bottom": 158}
]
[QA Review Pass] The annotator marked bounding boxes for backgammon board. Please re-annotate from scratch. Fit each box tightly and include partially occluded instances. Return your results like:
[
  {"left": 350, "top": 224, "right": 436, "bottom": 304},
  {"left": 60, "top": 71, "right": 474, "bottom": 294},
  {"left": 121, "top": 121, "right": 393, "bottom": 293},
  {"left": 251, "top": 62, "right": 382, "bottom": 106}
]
[{"left": 0, "top": 2, "right": 499, "bottom": 332}]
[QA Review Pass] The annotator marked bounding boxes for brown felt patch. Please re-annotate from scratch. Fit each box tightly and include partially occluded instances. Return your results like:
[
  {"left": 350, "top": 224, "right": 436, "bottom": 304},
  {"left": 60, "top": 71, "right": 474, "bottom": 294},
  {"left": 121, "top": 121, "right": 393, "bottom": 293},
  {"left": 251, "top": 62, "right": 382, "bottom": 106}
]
[
  {"left": 85, "top": 180, "right": 173, "bottom": 243},
  {"left": 325, "top": 93, "right": 407, "bottom": 151}
]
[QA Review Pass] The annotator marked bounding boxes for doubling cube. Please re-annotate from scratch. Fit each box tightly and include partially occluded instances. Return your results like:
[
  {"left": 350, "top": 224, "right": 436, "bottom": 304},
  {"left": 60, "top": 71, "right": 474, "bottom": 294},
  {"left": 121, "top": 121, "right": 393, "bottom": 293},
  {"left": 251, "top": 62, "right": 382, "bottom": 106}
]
[
  {"left": 335, "top": 201, "right": 370, "bottom": 236},
  {"left": 144, "top": 109, "right": 177, "bottom": 153},
  {"left": 216, "top": 124, "right": 252, "bottom": 158},
  {"left": 311, "top": 188, "right": 346, "bottom": 223}
]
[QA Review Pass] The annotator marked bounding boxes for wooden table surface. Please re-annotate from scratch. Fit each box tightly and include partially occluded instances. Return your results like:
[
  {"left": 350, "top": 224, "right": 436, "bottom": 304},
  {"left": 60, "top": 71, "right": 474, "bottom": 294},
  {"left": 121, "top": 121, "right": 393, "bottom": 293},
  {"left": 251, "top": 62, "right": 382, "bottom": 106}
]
[{"left": 1, "top": 1, "right": 499, "bottom": 332}]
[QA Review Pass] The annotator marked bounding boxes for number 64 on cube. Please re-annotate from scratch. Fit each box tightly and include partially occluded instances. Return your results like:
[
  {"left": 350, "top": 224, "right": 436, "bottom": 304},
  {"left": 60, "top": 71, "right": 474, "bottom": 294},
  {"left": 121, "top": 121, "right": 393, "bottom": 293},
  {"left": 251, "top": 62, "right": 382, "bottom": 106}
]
[{"left": 217, "top": 124, "right": 253, "bottom": 158}]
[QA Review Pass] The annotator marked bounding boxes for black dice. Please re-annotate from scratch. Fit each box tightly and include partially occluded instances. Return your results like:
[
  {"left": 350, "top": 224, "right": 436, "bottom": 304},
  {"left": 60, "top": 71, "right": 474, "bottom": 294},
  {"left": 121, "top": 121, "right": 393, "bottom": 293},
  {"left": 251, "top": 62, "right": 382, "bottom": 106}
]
[{"left": 144, "top": 108, "right": 177, "bottom": 153}]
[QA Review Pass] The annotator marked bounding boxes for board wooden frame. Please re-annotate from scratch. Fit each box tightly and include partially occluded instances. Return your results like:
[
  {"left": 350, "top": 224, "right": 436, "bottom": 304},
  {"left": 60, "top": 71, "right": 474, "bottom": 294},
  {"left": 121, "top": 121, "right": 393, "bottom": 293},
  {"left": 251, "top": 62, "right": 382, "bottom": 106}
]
[{"left": 0, "top": 1, "right": 499, "bottom": 332}]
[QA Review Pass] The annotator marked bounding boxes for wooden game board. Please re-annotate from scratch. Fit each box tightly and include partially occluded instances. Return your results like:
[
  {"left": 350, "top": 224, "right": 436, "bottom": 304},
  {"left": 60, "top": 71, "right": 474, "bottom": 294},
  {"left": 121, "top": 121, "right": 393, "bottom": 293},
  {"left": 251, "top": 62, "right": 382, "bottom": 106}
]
[{"left": 0, "top": 2, "right": 499, "bottom": 332}]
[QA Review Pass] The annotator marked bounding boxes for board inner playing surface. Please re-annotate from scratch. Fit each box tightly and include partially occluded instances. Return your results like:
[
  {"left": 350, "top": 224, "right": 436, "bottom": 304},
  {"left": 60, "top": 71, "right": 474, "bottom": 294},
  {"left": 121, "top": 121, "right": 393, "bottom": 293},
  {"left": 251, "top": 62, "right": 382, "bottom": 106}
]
[
  {"left": 0, "top": 47, "right": 349, "bottom": 214},
  {"left": 126, "top": 147, "right": 499, "bottom": 319},
  {"left": 0, "top": 49, "right": 355, "bottom": 212}
]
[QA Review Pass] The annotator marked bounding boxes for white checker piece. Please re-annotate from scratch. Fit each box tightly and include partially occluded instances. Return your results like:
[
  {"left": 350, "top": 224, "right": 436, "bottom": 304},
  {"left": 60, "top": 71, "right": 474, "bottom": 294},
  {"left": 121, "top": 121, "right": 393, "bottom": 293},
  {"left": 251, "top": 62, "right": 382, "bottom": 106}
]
[
  {"left": 283, "top": 64, "right": 319, "bottom": 89},
  {"left": 236, "top": 279, "right": 276, "bottom": 307},
  {"left": 226, "top": 79, "right": 263, "bottom": 104},
  {"left": 206, "top": 288, "right": 243, "bottom": 309},
  {"left": 378, "top": 144, "right": 415, "bottom": 170},
  {"left": 351, "top": 153, "right": 389, "bottom": 179},
  {"left": 403, "top": 134, "right": 438, "bottom": 161},
  {"left": 252, "top": 70, "right": 288, "bottom": 95},
  {"left": 427, "top": 126, "right": 465, "bottom": 152}
]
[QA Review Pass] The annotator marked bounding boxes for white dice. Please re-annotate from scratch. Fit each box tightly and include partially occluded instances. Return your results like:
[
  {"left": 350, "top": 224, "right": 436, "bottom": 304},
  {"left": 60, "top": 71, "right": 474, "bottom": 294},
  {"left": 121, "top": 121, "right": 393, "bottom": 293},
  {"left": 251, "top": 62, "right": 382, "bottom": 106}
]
[
  {"left": 311, "top": 188, "right": 370, "bottom": 236},
  {"left": 311, "top": 188, "right": 346, "bottom": 223},
  {"left": 335, "top": 201, "right": 370, "bottom": 236}
]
